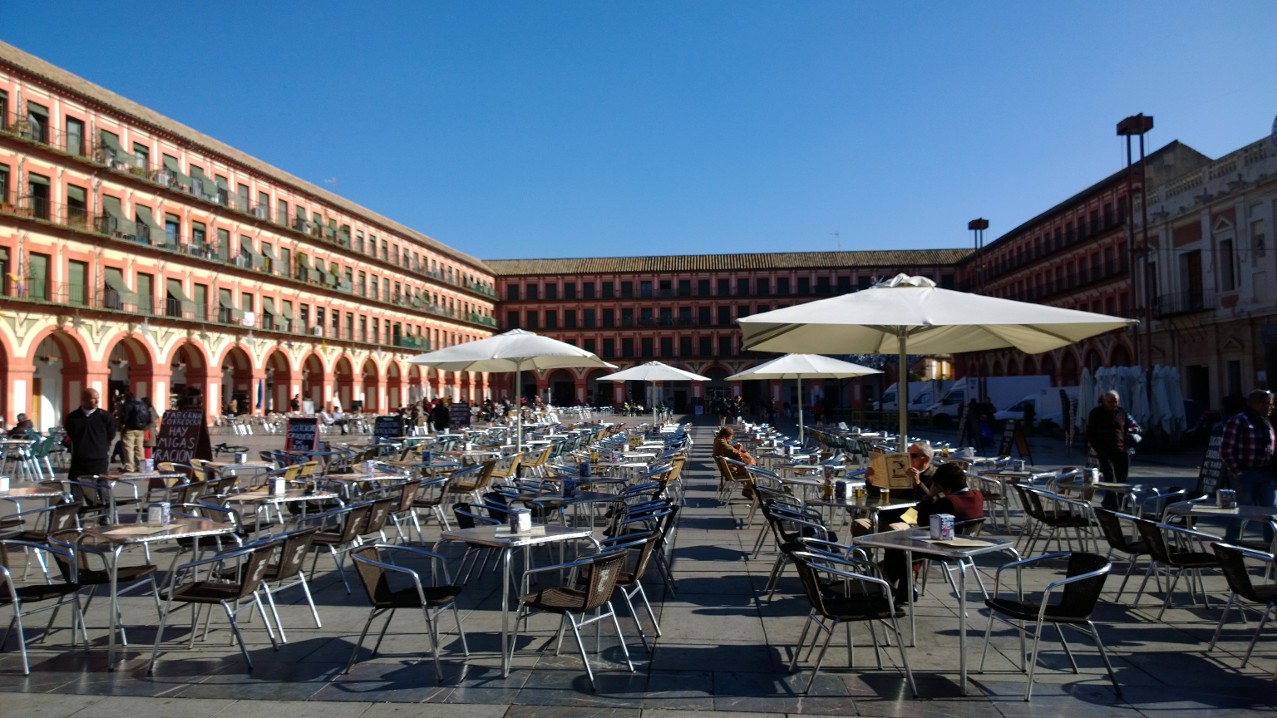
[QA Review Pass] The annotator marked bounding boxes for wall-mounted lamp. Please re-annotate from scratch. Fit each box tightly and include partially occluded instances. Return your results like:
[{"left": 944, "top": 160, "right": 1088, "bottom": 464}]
[
  {"left": 37, "top": 355, "right": 59, "bottom": 365},
  {"left": 110, "top": 359, "right": 128, "bottom": 368}
]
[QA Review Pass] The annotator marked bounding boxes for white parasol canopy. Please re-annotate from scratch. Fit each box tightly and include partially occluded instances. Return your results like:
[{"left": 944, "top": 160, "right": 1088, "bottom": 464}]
[
  {"left": 597, "top": 361, "right": 710, "bottom": 425},
  {"left": 726, "top": 354, "right": 880, "bottom": 443},
  {"left": 407, "top": 328, "right": 614, "bottom": 447},
  {"left": 739, "top": 274, "right": 1138, "bottom": 450}
]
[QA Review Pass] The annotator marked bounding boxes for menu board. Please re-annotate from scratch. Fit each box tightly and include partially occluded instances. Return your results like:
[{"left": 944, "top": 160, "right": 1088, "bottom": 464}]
[
  {"left": 374, "top": 414, "right": 405, "bottom": 443},
  {"left": 152, "top": 410, "right": 212, "bottom": 467},
  {"left": 1195, "top": 433, "right": 1225, "bottom": 496},
  {"left": 450, "top": 401, "right": 472, "bottom": 428},
  {"left": 998, "top": 419, "right": 1017, "bottom": 456},
  {"left": 285, "top": 416, "right": 320, "bottom": 453},
  {"left": 869, "top": 451, "right": 913, "bottom": 490}
]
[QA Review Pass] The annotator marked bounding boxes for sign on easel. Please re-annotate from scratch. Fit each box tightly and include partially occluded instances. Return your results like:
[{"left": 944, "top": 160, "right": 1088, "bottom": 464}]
[
  {"left": 997, "top": 419, "right": 1034, "bottom": 463},
  {"left": 374, "top": 414, "right": 406, "bottom": 443},
  {"left": 1195, "top": 433, "right": 1225, "bottom": 496},
  {"left": 152, "top": 410, "right": 212, "bottom": 467},
  {"left": 285, "top": 416, "right": 320, "bottom": 453}
]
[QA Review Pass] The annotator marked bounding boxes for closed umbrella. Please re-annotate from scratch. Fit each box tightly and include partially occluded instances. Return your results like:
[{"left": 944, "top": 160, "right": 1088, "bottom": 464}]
[
  {"left": 726, "top": 354, "right": 880, "bottom": 443},
  {"left": 1078, "top": 368, "right": 1095, "bottom": 434},
  {"left": 407, "top": 329, "right": 614, "bottom": 448},
  {"left": 739, "top": 274, "right": 1137, "bottom": 451},
  {"left": 597, "top": 361, "right": 710, "bottom": 425}
]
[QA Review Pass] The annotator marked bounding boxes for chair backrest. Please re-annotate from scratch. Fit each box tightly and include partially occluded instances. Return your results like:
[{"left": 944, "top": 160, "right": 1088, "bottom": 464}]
[
  {"left": 395, "top": 479, "right": 423, "bottom": 513},
  {"left": 350, "top": 544, "right": 393, "bottom": 606},
  {"left": 1132, "top": 517, "right": 1173, "bottom": 563},
  {"left": 272, "top": 526, "right": 319, "bottom": 580},
  {"left": 1094, "top": 508, "right": 1141, "bottom": 553},
  {"left": 1053, "top": 552, "right": 1111, "bottom": 621},
  {"left": 332, "top": 502, "right": 375, "bottom": 543},
  {"left": 235, "top": 542, "right": 279, "bottom": 597},
  {"left": 1211, "top": 542, "right": 1265, "bottom": 603},
  {"left": 360, "top": 498, "right": 397, "bottom": 536},
  {"left": 582, "top": 551, "right": 628, "bottom": 611},
  {"left": 1012, "top": 484, "right": 1045, "bottom": 523}
]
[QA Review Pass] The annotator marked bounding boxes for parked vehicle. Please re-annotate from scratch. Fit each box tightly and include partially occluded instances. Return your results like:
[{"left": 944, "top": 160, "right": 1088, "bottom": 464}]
[
  {"left": 927, "top": 375, "right": 1053, "bottom": 428},
  {"left": 874, "top": 381, "right": 952, "bottom": 413},
  {"left": 994, "top": 387, "right": 1079, "bottom": 430}
]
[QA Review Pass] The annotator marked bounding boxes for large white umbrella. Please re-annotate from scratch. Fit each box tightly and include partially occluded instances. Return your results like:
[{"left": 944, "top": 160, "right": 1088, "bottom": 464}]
[
  {"left": 739, "top": 274, "right": 1138, "bottom": 451},
  {"left": 597, "top": 361, "right": 710, "bottom": 425},
  {"left": 407, "top": 328, "right": 614, "bottom": 447},
  {"left": 726, "top": 354, "right": 881, "bottom": 443}
]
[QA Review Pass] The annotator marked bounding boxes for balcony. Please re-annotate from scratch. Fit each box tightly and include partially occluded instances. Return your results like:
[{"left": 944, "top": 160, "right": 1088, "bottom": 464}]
[{"left": 1153, "top": 290, "right": 1215, "bottom": 318}]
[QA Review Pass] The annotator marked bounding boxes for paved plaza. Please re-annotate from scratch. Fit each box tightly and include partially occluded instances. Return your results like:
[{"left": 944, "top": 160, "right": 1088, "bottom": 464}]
[{"left": 2, "top": 418, "right": 1274, "bottom": 717}]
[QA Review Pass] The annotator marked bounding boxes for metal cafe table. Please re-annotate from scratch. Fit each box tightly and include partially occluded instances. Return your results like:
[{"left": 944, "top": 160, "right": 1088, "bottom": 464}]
[
  {"left": 853, "top": 527, "right": 1020, "bottom": 695},
  {"left": 435, "top": 523, "right": 598, "bottom": 677},
  {"left": 79, "top": 517, "right": 237, "bottom": 669}
]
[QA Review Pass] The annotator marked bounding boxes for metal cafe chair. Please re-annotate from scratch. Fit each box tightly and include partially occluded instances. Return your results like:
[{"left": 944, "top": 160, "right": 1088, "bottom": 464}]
[
  {"left": 345, "top": 543, "right": 469, "bottom": 682},
  {"left": 1207, "top": 542, "right": 1277, "bottom": 672},
  {"left": 0, "top": 539, "right": 90, "bottom": 675}
]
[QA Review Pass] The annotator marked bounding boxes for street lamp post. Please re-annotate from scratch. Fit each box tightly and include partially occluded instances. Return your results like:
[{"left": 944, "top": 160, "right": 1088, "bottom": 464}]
[
  {"left": 968, "top": 217, "right": 990, "bottom": 441},
  {"left": 1117, "top": 114, "right": 1154, "bottom": 369}
]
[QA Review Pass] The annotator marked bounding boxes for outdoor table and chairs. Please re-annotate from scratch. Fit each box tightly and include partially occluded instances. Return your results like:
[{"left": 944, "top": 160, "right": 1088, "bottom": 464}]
[
  {"left": 223, "top": 485, "right": 343, "bottom": 529},
  {"left": 852, "top": 526, "right": 1020, "bottom": 695},
  {"left": 78, "top": 516, "right": 238, "bottom": 669},
  {"left": 435, "top": 523, "right": 599, "bottom": 677}
]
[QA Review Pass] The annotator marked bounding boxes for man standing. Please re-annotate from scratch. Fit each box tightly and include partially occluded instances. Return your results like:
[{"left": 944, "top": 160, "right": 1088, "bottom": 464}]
[
  {"left": 1220, "top": 389, "right": 1276, "bottom": 544},
  {"left": 118, "top": 391, "right": 150, "bottom": 472},
  {"left": 431, "top": 396, "right": 452, "bottom": 433},
  {"left": 1086, "top": 390, "right": 1140, "bottom": 509},
  {"left": 65, "top": 388, "right": 117, "bottom": 481}
]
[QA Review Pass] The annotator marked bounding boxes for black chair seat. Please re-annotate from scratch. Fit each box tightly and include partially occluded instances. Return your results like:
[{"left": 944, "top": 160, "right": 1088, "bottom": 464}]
[
  {"left": 985, "top": 597, "right": 1094, "bottom": 624},
  {"left": 9, "top": 582, "right": 82, "bottom": 603},
  {"left": 822, "top": 592, "right": 903, "bottom": 620},
  {"left": 372, "top": 583, "right": 461, "bottom": 609},
  {"left": 522, "top": 586, "right": 589, "bottom": 612},
  {"left": 165, "top": 580, "right": 245, "bottom": 603},
  {"left": 1166, "top": 550, "right": 1218, "bottom": 568},
  {"left": 78, "top": 564, "right": 158, "bottom": 585}
]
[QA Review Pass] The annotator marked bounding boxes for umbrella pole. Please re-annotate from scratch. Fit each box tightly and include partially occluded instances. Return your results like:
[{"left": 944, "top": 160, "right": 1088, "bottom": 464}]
[
  {"left": 651, "top": 381, "right": 657, "bottom": 427},
  {"left": 898, "top": 333, "right": 909, "bottom": 453},
  {"left": 797, "top": 376, "right": 805, "bottom": 444},
  {"left": 515, "top": 362, "right": 524, "bottom": 450}
]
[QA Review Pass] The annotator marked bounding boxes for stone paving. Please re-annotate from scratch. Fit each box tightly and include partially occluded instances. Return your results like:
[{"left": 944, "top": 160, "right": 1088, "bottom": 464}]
[{"left": 1, "top": 417, "right": 1274, "bottom": 717}]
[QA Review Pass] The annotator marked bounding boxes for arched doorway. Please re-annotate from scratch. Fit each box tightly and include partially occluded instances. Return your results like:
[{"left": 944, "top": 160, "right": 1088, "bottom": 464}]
[
  {"left": 220, "top": 345, "right": 253, "bottom": 415},
  {"left": 106, "top": 336, "right": 157, "bottom": 411},
  {"left": 333, "top": 356, "right": 354, "bottom": 411},
  {"left": 168, "top": 342, "right": 211, "bottom": 413},
  {"left": 32, "top": 331, "right": 88, "bottom": 431},
  {"left": 301, "top": 353, "right": 325, "bottom": 411},
  {"left": 584, "top": 368, "right": 610, "bottom": 408},
  {"left": 545, "top": 369, "right": 575, "bottom": 407},
  {"left": 359, "top": 358, "right": 379, "bottom": 412},
  {"left": 265, "top": 349, "right": 292, "bottom": 414},
  {"left": 386, "top": 361, "right": 403, "bottom": 410},
  {"left": 1060, "top": 350, "right": 1080, "bottom": 386}
]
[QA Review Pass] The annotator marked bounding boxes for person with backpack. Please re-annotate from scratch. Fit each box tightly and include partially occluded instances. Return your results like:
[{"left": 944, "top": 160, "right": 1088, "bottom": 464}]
[{"left": 119, "top": 390, "right": 152, "bottom": 472}]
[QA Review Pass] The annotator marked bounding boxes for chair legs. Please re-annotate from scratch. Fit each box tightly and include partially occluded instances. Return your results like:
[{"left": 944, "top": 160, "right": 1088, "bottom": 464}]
[
  {"left": 343, "top": 600, "right": 469, "bottom": 683},
  {"left": 980, "top": 612, "right": 1121, "bottom": 701},
  {"left": 513, "top": 600, "right": 635, "bottom": 691},
  {"left": 1208, "top": 594, "right": 1276, "bottom": 668}
]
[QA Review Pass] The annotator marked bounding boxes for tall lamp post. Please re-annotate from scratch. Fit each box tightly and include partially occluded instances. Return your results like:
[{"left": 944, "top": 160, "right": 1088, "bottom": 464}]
[
  {"left": 968, "top": 217, "right": 990, "bottom": 436},
  {"left": 1117, "top": 114, "right": 1153, "bottom": 370}
]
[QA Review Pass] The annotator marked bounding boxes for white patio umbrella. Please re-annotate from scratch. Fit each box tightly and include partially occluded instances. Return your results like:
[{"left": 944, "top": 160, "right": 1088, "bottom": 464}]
[
  {"left": 597, "top": 361, "right": 710, "bottom": 425},
  {"left": 739, "top": 274, "right": 1138, "bottom": 451},
  {"left": 406, "top": 328, "right": 614, "bottom": 448},
  {"left": 726, "top": 354, "right": 881, "bottom": 443}
]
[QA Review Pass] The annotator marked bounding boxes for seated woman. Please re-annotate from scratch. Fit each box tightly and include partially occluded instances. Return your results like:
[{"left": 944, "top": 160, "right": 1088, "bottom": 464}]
[
  {"left": 7, "top": 413, "right": 34, "bottom": 438},
  {"left": 712, "top": 426, "right": 756, "bottom": 498},
  {"left": 879, "top": 462, "right": 984, "bottom": 605}
]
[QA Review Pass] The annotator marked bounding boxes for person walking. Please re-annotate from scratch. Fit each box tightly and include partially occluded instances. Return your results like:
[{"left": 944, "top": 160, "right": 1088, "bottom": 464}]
[
  {"left": 65, "top": 387, "right": 117, "bottom": 481},
  {"left": 1086, "top": 390, "right": 1141, "bottom": 510},
  {"left": 119, "top": 391, "right": 151, "bottom": 472},
  {"left": 431, "top": 396, "right": 452, "bottom": 433},
  {"left": 1219, "top": 389, "right": 1276, "bottom": 544}
]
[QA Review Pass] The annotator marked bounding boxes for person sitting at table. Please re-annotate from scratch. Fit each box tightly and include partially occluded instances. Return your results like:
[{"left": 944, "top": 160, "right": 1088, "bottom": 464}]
[
  {"left": 712, "top": 426, "right": 756, "bottom": 499},
  {"left": 859, "top": 442, "right": 938, "bottom": 533},
  {"left": 7, "top": 413, "right": 34, "bottom": 438},
  {"left": 878, "top": 462, "right": 985, "bottom": 605}
]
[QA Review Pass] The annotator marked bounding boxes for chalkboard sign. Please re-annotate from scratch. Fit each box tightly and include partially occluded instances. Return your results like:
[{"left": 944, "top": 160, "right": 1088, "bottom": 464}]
[
  {"left": 998, "top": 419, "right": 1034, "bottom": 463},
  {"left": 1195, "top": 433, "right": 1226, "bottom": 496},
  {"left": 450, "top": 401, "right": 471, "bottom": 428},
  {"left": 152, "top": 410, "right": 212, "bottom": 467},
  {"left": 374, "top": 414, "right": 405, "bottom": 443},
  {"left": 998, "top": 420, "right": 1017, "bottom": 456},
  {"left": 285, "top": 417, "right": 320, "bottom": 453},
  {"left": 956, "top": 402, "right": 972, "bottom": 447}
]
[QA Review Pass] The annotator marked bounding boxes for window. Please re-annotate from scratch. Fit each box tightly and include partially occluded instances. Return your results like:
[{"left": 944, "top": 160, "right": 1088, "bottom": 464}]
[
  {"left": 277, "top": 199, "right": 288, "bottom": 226},
  {"left": 524, "top": 310, "right": 538, "bottom": 329},
  {"left": 218, "top": 229, "right": 231, "bottom": 260},
  {"left": 0, "top": 161, "right": 8, "bottom": 204},
  {"left": 66, "top": 184, "right": 87, "bottom": 225},
  {"left": 756, "top": 278, "right": 770, "bottom": 295},
  {"left": 583, "top": 308, "right": 595, "bottom": 327},
  {"left": 621, "top": 308, "right": 633, "bottom": 327},
  {"left": 526, "top": 283, "right": 539, "bottom": 300},
  {"left": 506, "top": 311, "right": 521, "bottom": 329},
  {"left": 678, "top": 306, "right": 691, "bottom": 325},
  {"left": 601, "top": 281, "right": 614, "bottom": 299},
  {"left": 26, "top": 253, "right": 50, "bottom": 300},
  {"left": 797, "top": 277, "right": 810, "bottom": 294},
  {"left": 137, "top": 273, "right": 153, "bottom": 314},
  {"left": 25, "top": 172, "right": 51, "bottom": 219},
  {"left": 642, "top": 338, "right": 654, "bottom": 357},
  {"left": 544, "top": 283, "right": 557, "bottom": 300},
  {"left": 698, "top": 306, "right": 711, "bottom": 326},
  {"left": 698, "top": 279, "right": 710, "bottom": 296},
  {"left": 699, "top": 336, "right": 712, "bottom": 356},
  {"left": 1219, "top": 239, "right": 1236, "bottom": 291},
  {"left": 507, "top": 284, "right": 520, "bottom": 301},
  {"left": 582, "top": 281, "right": 595, "bottom": 299},
  {"left": 602, "top": 338, "right": 615, "bottom": 358},
  {"left": 719, "top": 336, "right": 733, "bottom": 356},
  {"left": 776, "top": 277, "right": 790, "bottom": 295},
  {"left": 641, "top": 308, "right": 653, "bottom": 325},
  {"left": 25, "top": 101, "right": 48, "bottom": 143},
  {"left": 622, "top": 338, "right": 635, "bottom": 357},
  {"left": 678, "top": 279, "right": 691, "bottom": 297},
  {"left": 717, "top": 306, "right": 731, "bottom": 325},
  {"left": 621, "top": 281, "right": 633, "bottom": 298},
  {"left": 237, "top": 184, "right": 250, "bottom": 212},
  {"left": 165, "top": 214, "right": 180, "bottom": 244},
  {"left": 660, "top": 337, "right": 673, "bottom": 357},
  {"left": 679, "top": 336, "right": 692, "bottom": 357},
  {"left": 65, "top": 117, "right": 85, "bottom": 156},
  {"left": 192, "top": 221, "right": 206, "bottom": 247},
  {"left": 583, "top": 338, "right": 596, "bottom": 354},
  {"left": 544, "top": 310, "right": 557, "bottom": 329},
  {"left": 67, "top": 260, "right": 87, "bottom": 306},
  {"left": 736, "top": 278, "right": 749, "bottom": 295},
  {"left": 563, "top": 309, "right": 576, "bottom": 328},
  {"left": 717, "top": 278, "right": 729, "bottom": 296},
  {"left": 133, "top": 143, "right": 148, "bottom": 170},
  {"left": 257, "top": 191, "right": 270, "bottom": 219},
  {"left": 564, "top": 282, "right": 576, "bottom": 300},
  {"left": 640, "top": 281, "right": 653, "bottom": 298},
  {"left": 602, "top": 308, "right": 614, "bottom": 326}
]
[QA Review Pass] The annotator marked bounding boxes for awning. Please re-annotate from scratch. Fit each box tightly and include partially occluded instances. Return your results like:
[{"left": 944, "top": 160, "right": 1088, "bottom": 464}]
[
  {"left": 190, "top": 167, "right": 218, "bottom": 197},
  {"left": 104, "top": 268, "right": 138, "bottom": 306},
  {"left": 161, "top": 155, "right": 191, "bottom": 187},
  {"left": 27, "top": 173, "right": 50, "bottom": 186},
  {"left": 101, "top": 196, "right": 133, "bottom": 234},
  {"left": 218, "top": 293, "right": 234, "bottom": 309},
  {"left": 166, "top": 279, "right": 191, "bottom": 305},
  {"left": 100, "top": 131, "right": 125, "bottom": 155},
  {"left": 314, "top": 261, "right": 333, "bottom": 285},
  {"left": 239, "top": 236, "right": 263, "bottom": 265},
  {"left": 260, "top": 245, "right": 276, "bottom": 261},
  {"left": 263, "top": 297, "right": 276, "bottom": 316},
  {"left": 134, "top": 205, "right": 165, "bottom": 243}
]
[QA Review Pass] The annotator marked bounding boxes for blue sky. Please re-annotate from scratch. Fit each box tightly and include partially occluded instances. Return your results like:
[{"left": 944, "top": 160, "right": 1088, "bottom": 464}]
[{"left": 5, "top": 2, "right": 1274, "bottom": 260}]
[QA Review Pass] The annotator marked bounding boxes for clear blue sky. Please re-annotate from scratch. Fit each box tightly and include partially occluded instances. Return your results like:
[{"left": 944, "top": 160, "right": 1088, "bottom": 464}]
[{"left": 6, "top": 2, "right": 1274, "bottom": 260}]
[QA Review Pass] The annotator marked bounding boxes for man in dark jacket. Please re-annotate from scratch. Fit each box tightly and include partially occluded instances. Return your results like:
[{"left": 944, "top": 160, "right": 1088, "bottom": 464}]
[
  {"left": 431, "top": 397, "right": 452, "bottom": 433},
  {"left": 1086, "top": 390, "right": 1142, "bottom": 509},
  {"left": 65, "top": 387, "right": 117, "bottom": 481}
]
